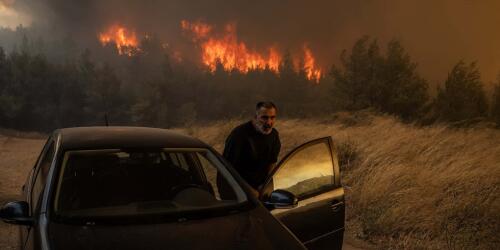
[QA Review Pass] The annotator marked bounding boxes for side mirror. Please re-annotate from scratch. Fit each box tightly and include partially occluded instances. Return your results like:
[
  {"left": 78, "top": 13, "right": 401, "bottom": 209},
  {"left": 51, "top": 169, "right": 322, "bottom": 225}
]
[
  {"left": 0, "top": 201, "right": 33, "bottom": 226},
  {"left": 263, "top": 189, "right": 298, "bottom": 209}
]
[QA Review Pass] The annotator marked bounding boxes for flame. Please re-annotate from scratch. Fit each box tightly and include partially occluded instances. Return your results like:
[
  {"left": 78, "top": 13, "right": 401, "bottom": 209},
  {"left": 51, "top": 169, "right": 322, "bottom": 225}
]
[
  {"left": 182, "top": 20, "right": 281, "bottom": 73},
  {"left": 303, "top": 46, "right": 322, "bottom": 83},
  {"left": 99, "top": 25, "right": 139, "bottom": 56},
  {"left": 181, "top": 20, "right": 212, "bottom": 41},
  {"left": 181, "top": 20, "right": 322, "bottom": 82}
]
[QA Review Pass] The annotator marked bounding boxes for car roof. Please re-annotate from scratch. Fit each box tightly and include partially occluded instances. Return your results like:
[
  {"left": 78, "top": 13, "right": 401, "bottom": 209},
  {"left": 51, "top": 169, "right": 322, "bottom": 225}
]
[{"left": 54, "top": 126, "right": 208, "bottom": 150}]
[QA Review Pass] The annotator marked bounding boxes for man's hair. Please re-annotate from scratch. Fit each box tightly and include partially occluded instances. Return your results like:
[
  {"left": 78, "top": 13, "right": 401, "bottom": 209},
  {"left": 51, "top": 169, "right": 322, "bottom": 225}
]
[{"left": 256, "top": 101, "right": 277, "bottom": 111}]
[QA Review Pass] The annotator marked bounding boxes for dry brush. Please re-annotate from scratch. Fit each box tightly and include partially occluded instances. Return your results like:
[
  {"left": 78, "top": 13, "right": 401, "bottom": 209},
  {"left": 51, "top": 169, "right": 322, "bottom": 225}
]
[{"left": 179, "top": 112, "right": 500, "bottom": 249}]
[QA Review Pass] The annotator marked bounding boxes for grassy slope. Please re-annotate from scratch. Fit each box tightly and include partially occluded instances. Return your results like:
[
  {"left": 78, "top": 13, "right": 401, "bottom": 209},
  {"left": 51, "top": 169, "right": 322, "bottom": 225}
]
[
  {"left": 179, "top": 112, "right": 500, "bottom": 249},
  {"left": 0, "top": 114, "right": 498, "bottom": 249}
]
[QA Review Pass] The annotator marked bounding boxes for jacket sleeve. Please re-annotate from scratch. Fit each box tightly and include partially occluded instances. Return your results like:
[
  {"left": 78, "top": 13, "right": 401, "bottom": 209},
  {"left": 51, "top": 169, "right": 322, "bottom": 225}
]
[
  {"left": 271, "top": 131, "right": 281, "bottom": 164},
  {"left": 222, "top": 130, "right": 244, "bottom": 171}
]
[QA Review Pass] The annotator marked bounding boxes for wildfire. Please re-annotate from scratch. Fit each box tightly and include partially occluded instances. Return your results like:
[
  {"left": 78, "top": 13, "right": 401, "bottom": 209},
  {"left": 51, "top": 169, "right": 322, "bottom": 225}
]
[
  {"left": 303, "top": 46, "right": 322, "bottom": 83},
  {"left": 182, "top": 21, "right": 281, "bottom": 73},
  {"left": 99, "top": 25, "right": 139, "bottom": 56},
  {"left": 95, "top": 21, "right": 323, "bottom": 81},
  {"left": 181, "top": 20, "right": 322, "bottom": 82},
  {"left": 181, "top": 20, "right": 212, "bottom": 41}
]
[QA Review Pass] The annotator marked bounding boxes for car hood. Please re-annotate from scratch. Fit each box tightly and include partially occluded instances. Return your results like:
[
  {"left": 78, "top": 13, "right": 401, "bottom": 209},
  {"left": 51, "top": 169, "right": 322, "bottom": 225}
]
[{"left": 47, "top": 207, "right": 305, "bottom": 250}]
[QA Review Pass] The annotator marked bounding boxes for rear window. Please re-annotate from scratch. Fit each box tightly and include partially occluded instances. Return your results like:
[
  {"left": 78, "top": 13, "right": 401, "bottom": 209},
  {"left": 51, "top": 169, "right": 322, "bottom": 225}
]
[{"left": 53, "top": 148, "right": 247, "bottom": 219}]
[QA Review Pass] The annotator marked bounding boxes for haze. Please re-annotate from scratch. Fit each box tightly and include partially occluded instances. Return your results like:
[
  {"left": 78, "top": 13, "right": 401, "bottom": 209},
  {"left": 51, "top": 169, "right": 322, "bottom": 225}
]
[{"left": 2, "top": 0, "right": 500, "bottom": 86}]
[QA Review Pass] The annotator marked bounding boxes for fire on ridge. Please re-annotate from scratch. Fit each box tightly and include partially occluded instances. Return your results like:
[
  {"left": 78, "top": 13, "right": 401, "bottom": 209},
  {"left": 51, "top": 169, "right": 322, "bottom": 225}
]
[
  {"left": 182, "top": 20, "right": 281, "bottom": 73},
  {"left": 97, "top": 21, "right": 323, "bottom": 82},
  {"left": 99, "top": 24, "right": 139, "bottom": 56},
  {"left": 181, "top": 20, "right": 323, "bottom": 82}
]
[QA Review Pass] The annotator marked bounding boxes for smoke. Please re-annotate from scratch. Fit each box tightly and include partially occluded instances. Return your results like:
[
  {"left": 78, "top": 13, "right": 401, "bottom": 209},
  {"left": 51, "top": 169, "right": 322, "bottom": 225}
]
[
  {"left": 0, "top": 0, "right": 31, "bottom": 28},
  {"left": 8, "top": 0, "right": 500, "bottom": 85},
  {"left": 0, "top": 0, "right": 15, "bottom": 6}
]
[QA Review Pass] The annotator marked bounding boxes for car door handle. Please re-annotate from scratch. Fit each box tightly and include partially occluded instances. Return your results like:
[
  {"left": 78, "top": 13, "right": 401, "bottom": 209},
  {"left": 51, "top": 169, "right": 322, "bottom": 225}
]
[{"left": 330, "top": 201, "right": 344, "bottom": 212}]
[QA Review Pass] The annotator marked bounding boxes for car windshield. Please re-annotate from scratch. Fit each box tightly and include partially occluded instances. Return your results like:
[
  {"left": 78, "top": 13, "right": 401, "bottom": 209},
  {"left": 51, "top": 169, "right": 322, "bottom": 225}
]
[{"left": 53, "top": 148, "right": 247, "bottom": 219}]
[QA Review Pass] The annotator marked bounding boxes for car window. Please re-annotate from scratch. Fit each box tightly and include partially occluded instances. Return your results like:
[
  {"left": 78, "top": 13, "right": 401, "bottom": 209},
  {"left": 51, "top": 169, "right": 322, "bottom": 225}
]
[
  {"left": 167, "top": 152, "right": 190, "bottom": 171},
  {"left": 196, "top": 152, "right": 226, "bottom": 200},
  {"left": 53, "top": 148, "right": 247, "bottom": 219},
  {"left": 31, "top": 141, "right": 55, "bottom": 213},
  {"left": 272, "top": 141, "right": 335, "bottom": 198}
]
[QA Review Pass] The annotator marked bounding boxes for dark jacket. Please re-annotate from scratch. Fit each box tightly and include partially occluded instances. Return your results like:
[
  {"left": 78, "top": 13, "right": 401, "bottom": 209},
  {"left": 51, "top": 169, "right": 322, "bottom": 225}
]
[{"left": 223, "top": 121, "right": 281, "bottom": 189}]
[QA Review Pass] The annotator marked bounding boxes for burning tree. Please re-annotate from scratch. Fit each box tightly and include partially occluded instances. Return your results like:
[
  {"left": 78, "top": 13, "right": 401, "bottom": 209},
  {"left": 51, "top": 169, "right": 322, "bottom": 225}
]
[
  {"left": 180, "top": 20, "right": 323, "bottom": 83},
  {"left": 99, "top": 25, "right": 140, "bottom": 56}
]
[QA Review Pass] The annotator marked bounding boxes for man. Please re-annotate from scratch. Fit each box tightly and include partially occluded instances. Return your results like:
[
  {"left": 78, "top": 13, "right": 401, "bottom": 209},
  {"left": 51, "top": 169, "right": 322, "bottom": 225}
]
[{"left": 222, "top": 102, "right": 281, "bottom": 192}]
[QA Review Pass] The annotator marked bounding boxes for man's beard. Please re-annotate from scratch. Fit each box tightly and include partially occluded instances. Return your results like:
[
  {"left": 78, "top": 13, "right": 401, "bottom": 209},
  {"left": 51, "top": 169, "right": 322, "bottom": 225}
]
[
  {"left": 252, "top": 120, "right": 272, "bottom": 134},
  {"left": 261, "top": 124, "right": 272, "bottom": 134}
]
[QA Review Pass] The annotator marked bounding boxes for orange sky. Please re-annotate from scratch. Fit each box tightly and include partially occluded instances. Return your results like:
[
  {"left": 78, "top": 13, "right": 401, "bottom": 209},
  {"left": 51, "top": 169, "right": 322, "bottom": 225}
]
[{"left": 3, "top": 0, "right": 500, "bottom": 89}]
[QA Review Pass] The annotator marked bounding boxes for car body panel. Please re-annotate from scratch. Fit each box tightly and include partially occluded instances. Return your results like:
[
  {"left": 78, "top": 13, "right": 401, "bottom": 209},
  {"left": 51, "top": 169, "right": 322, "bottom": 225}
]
[
  {"left": 261, "top": 137, "right": 345, "bottom": 249},
  {"left": 5, "top": 127, "right": 307, "bottom": 250},
  {"left": 47, "top": 208, "right": 305, "bottom": 250},
  {"left": 57, "top": 127, "right": 206, "bottom": 150}
]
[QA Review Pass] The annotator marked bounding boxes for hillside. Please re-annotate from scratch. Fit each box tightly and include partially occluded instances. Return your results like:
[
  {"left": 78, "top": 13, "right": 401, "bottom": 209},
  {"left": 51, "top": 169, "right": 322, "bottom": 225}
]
[
  {"left": 1, "top": 113, "right": 499, "bottom": 249},
  {"left": 178, "top": 112, "right": 500, "bottom": 249}
]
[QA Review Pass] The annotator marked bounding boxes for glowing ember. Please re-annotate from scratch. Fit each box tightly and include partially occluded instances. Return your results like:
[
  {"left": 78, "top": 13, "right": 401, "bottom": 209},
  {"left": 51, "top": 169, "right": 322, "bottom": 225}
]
[
  {"left": 181, "top": 20, "right": 212, "bottom": 41},
  {"left": 181, "top": 20, "right": 322, "bottom": 81},
  {"left": 99, "top": 25, "right": 139, "bottom": 56},
  {"left": 303, "top": 45, "right": 322, "bottom": 83}
]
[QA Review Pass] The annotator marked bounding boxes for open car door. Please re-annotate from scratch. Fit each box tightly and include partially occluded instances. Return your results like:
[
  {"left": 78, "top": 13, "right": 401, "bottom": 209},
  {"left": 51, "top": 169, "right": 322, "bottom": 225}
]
[{"left": 260, "top": 137, "right": 345, "bottom": 250}]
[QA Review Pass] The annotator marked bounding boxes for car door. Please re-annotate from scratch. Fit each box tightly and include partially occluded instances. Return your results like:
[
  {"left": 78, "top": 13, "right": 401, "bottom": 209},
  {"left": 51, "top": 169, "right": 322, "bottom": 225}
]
[
  {"left": 260, "top": 137, "right": 345, "bottom": 249},
  {"left": 22, "top": 138, "right": 55, "bottom": 250},
  {"left": 19, "top": 137, "right": 50, "bottom": 249}
]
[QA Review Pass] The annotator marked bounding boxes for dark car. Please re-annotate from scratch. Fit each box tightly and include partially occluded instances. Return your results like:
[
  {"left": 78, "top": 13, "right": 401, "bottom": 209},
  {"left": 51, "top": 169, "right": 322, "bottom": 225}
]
[{"left": 0, "top": 127, "right": 345, "bottom": 250}]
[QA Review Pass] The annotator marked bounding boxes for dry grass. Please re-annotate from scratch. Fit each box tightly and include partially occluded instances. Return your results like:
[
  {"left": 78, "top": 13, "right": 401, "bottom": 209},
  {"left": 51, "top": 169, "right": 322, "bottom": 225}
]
[
  {"left": 178, "top": 112, "right": 500, "bottom": 249},
  {"left": 0, "top": 135, "right": 46, "bottom": 250},
  {"left": 1, "top": 114, "right": 498, "bottom": 249}
]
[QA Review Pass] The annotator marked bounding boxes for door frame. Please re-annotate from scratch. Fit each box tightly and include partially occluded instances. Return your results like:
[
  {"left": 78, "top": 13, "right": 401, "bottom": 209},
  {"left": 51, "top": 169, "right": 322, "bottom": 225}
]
[{"left": 259, "top": 136, "right": 341, "bottom": 201}]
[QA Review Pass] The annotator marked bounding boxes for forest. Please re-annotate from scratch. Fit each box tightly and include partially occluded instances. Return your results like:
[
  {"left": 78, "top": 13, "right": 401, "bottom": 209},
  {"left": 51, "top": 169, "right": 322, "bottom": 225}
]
[{"left": 1, "top": 26, "right": 500, "bottom": 132}]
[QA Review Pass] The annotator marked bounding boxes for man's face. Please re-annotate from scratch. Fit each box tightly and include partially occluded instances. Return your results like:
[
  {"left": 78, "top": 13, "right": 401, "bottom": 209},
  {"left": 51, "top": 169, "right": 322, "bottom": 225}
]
[{"left": 254, "top": 107, "right": 277, "bottom": 134}]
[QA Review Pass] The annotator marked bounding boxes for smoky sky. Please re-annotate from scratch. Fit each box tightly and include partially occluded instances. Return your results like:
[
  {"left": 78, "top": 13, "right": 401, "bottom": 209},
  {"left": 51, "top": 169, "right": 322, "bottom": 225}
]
[{"left": 13, "top": 0, "right": 500, "bottom": 87}]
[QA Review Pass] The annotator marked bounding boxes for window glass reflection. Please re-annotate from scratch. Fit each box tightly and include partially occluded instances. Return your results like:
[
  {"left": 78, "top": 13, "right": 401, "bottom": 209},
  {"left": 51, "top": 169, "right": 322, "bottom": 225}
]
[{"left": 273, "top": 142, "right": 334, "bottom": 197}]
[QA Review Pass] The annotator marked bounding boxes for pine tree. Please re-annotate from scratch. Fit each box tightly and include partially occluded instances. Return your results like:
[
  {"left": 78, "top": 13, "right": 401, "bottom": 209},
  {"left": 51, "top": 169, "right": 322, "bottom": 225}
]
[
  {"left": 434, "top": 61, "right": 488, "bottom": 122},
  {"left": 330, "top": 37, "right": 428, "bottom": 119},
  {"left": 377, "top": 40, "right": 428, "bottom": 120},
  {"left": 330, "top": 36, "right": 375, "bottom": 110}
]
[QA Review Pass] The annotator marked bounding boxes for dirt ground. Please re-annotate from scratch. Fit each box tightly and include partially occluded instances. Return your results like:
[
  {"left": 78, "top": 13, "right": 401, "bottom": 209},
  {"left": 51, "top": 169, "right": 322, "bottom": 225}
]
[
  {"left": 0, "top": 134, "right": 366, "bottom": 250},
  {"left": 0, "top": 135, "right": 45, "bottom": 250}
]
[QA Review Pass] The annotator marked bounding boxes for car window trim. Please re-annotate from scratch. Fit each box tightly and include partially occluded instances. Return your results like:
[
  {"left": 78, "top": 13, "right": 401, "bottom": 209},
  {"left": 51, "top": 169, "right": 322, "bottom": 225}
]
[
  {"left": 190, "top": 153, "right": 211, "bottom": 187},
  {"left": 49, "top": 147, "right": 249, "bottom": 221},
  {"left": 261, "top": 137, "right": 337, "bottom": 200},
  {"left": 27, "top": 137, "right": 52, "bottom": 205},
  {"left": 30, "top": 139, "right": 55, "bottom": 214}
]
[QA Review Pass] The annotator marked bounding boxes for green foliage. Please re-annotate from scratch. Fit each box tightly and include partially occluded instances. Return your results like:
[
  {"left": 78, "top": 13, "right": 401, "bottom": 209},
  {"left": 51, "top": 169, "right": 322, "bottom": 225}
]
[
  {"left": 330, "top": 36, "right": 380, "bottom": 110},
  {"left": 434, "top": 61, "right": 488, "bottom": 122},
  {"left": 377, "top": 40, "right": 428, "bottom": 120},
  {"left": 0, "top": 46, "right": 126, "bottom": 131},
  {"left": 85, "top": 63, "right": 126, "bottom": 124},
  {"left": 330, "top": 37, "right": 428, "bottom": 120},
  {"left": 0, "top": 33, "right": 498, "bottom": 131},
  {"left": 277, "top": 51, "right": 310, "bottom": 116}
]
